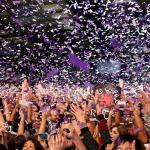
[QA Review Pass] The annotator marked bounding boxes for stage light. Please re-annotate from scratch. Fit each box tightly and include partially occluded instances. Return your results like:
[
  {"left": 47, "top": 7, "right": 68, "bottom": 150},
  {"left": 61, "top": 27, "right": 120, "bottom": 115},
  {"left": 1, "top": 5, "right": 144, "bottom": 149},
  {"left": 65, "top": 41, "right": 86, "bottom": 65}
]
[{"left": 97, "top": 60, "right": 121, "bottom": 75}]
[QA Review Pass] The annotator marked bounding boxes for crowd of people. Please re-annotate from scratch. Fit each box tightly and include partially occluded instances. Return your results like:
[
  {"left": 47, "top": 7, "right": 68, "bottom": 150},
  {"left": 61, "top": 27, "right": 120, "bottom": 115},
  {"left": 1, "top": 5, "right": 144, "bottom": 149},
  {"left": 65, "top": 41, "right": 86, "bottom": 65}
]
[{"left": 0, "top": 79, "right": 149, "bottom": 150}]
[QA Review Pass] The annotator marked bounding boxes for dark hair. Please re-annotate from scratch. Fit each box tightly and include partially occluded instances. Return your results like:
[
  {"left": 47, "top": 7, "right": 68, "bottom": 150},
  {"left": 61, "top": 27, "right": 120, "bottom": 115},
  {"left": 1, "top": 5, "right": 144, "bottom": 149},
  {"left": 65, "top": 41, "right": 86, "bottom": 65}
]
[
  {"left": 0, "top": 144, "right": 7, "bottom": 150},
  {"left": 7, "top": 138, "right": 15, "bottom": 150},
  {"left": 100, "top": 140, "right": 112, "bottom": 150},
  {"left": 110, "top": 125, "right": 128, "bottom": 150},
  {"left": 93, "top": 84, "right": 105, "bottom": 95},
  {"left": 119, "top": 134, "right": 146, "bottom": 150},
  {"left": 7, "top": 135, "right": 26, "bottom": 150},
  {"left": 110, "top": 124, "right": 128, "bottom": 136},
  {"left": 15, "top": 135, "right": 26, "bottom": 150},
  {"left": 32, "top": 102, "right": 40, "bottom": 112},
  {"left": 23, "top": 137, "right": 44, "bottom": 150}
]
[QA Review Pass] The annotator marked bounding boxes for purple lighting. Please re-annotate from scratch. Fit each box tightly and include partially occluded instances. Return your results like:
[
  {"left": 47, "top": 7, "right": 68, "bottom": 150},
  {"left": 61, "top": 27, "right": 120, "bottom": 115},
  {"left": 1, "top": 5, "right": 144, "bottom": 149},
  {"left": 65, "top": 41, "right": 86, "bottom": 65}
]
[
  {"left": 47, "top": 68, "right": 59, "bottom": 78},
  {"left": 68, "top": 53, "right": 89, "bottom": 72}
]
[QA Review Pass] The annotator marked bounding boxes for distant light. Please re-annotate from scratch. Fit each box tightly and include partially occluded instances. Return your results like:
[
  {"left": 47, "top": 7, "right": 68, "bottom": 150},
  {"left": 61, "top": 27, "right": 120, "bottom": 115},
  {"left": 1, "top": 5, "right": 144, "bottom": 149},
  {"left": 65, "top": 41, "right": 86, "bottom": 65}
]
[{"left": 97, "top": 60, "right": 121, "bottom": 74}]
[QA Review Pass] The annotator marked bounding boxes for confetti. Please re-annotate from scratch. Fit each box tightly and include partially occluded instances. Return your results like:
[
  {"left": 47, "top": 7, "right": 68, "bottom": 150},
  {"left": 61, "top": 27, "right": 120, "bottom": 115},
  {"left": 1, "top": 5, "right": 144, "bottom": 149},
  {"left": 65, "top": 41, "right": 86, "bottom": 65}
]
[{"left": 0, "top": 0, "right": 149, "bottom": 85}]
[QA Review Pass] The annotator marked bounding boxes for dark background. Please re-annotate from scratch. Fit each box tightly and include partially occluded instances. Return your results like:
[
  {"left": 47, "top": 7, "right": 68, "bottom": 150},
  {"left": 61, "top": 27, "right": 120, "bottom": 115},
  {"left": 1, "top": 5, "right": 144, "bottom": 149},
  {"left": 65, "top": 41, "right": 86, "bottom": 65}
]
[{"left": 0, "top": 0, "right": 149, "bottom": 85}]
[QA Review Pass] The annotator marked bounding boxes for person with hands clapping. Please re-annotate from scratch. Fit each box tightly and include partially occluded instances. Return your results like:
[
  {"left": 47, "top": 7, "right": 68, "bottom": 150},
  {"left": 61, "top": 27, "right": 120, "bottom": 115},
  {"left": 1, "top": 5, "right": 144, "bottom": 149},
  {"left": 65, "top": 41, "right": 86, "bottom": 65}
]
[
  {"left": 48, "top": 133, "right": 66, "bottom": 150},
  {"left": 62, "top": 123, "right": 86, "bottom": 150},
  {"left": 70, "top": 103, "right": 99, "bottom": 150},
  {"left": 70, "top": 103, "right": 87, "bottom": 125},
  {"left": 17, "top": 110, "right": 25, "bottom": 136},
  {"left": 128, "top": 105, "right": 148, "bottom": 144}
]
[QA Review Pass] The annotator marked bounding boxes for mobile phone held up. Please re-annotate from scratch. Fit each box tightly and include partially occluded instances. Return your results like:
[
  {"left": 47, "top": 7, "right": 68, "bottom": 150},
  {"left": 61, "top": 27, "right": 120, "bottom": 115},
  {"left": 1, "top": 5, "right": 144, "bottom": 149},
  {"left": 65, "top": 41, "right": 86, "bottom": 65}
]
[{"left": 38, "top": 133, "right": 48, "bottom": 140}]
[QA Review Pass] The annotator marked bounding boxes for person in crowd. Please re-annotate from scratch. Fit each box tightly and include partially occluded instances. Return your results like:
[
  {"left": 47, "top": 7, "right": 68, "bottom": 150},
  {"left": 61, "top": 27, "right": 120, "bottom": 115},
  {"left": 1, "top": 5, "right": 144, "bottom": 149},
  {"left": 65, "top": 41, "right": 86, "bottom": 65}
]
[
  {"left": 116, "top": 134, "right": 146, "bottom": 150},
  {"left": 0, "top": 79, "right": 149, "bottom": 150},
  {"left": 22, "top": 137, "right": 44, "bottom": 150}
]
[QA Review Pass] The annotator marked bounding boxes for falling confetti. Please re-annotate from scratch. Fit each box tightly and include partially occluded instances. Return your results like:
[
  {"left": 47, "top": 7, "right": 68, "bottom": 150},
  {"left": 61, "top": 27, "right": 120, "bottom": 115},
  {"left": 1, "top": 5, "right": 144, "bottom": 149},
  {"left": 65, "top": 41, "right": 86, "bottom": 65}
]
[{"left": 0, "top": 0, "right": 149, "bottom": 86}]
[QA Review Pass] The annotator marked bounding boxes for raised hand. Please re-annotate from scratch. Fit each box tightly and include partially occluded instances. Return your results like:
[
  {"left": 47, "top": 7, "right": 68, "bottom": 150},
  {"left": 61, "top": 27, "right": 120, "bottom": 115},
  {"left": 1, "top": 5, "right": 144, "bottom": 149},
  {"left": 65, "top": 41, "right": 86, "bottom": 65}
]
[
  {"left": 42, "top": 111, "right": 49, "bottom": 120},
  {"left": 119, "top": 79, "right": 124, "bottom": 89},
  {"left": 18, "top": 110, "right": 25, "bottom": 135},
  {"left": 62, "top": 124, "right": 87, "bottom": 150},
  {"left": 37, "top": 83, "right": 46, "bottom": 95},
  {"left": 109, "top": 109, "right": 114, "bottom": 116},
  {"left": 19, "top": 110, "right": 25, "bottom": 120},
  {"left": 22, "top": 79, "right": 29, "bottom": 91},
  {"left": 62, "top": 123, "right": 78, "bottom": 140},
  {"left": 131, "top": 140, "right": 136, "bottom": 150},
  {"left": 142, "top": 103, "right": 150, "bottom": 115},
  {"left": 38, "top": 111, "right": 50, "bottom": 134},
  {"left": 70, "top": 103, "right": 87, "bottom": 123},
  {"left": 48, "top": 134, "right": 66, "bottom": 150},
  {"left": 139, "top": 90, "right": 149, "bottom": 104},
  {"left": 21, "top": 79, "right": 30, "bottom": 100}
]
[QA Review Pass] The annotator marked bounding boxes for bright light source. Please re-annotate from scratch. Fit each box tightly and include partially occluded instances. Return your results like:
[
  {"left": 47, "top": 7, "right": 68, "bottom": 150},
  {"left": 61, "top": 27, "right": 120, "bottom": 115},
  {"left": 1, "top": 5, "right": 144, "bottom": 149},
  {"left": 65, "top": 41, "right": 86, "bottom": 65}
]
[{"left": 97, "top": 60, "right": 121, "bottom": 74}]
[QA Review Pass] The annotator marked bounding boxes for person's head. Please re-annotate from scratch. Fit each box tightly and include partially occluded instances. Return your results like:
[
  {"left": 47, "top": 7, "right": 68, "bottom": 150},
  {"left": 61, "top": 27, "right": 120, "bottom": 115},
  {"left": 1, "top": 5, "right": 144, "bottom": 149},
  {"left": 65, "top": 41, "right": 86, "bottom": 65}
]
[
  {"left": 7, "top": 102, "right": 14, "bottom": 113},
  {"left": 56, "top": 102, "right": 67, "bottom": 114},
  {"left": 117, "top": 134, "right": 146, "bottom": 150},
  {"left": 93, "top": 84, "right": 113, "bottom": 106},
  {"left": 37, "top": 135, "right": 48, "bottom": 150},
  {"left": 31, "top": 111, "right": 41, "bottom": 129},
  {"left": 22, "top": 137, "right": 44, "bottom": 150},
  {"left": 110, "top": 125, "right": 128, "bottom": 142},
  {"left": 5, "top": 133, "right": 16, "bottom": 150},
  {"left": 93, "top": 84, "right": 105, "bottom": 96},
  {"left": 32, "top": 111, "right": 39, "bottom": 121},
  {"left": 87, "top": 121, "right": 97, "bottom": 135},
  {"left": 15, "top": 135, "right": 26, "bottom": 150},
  {"left": 32, "top": 103, "right": 40, "bottom": 113},
  {"left": 49, "top": 109, "right": 60, "bottom": 122}
]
